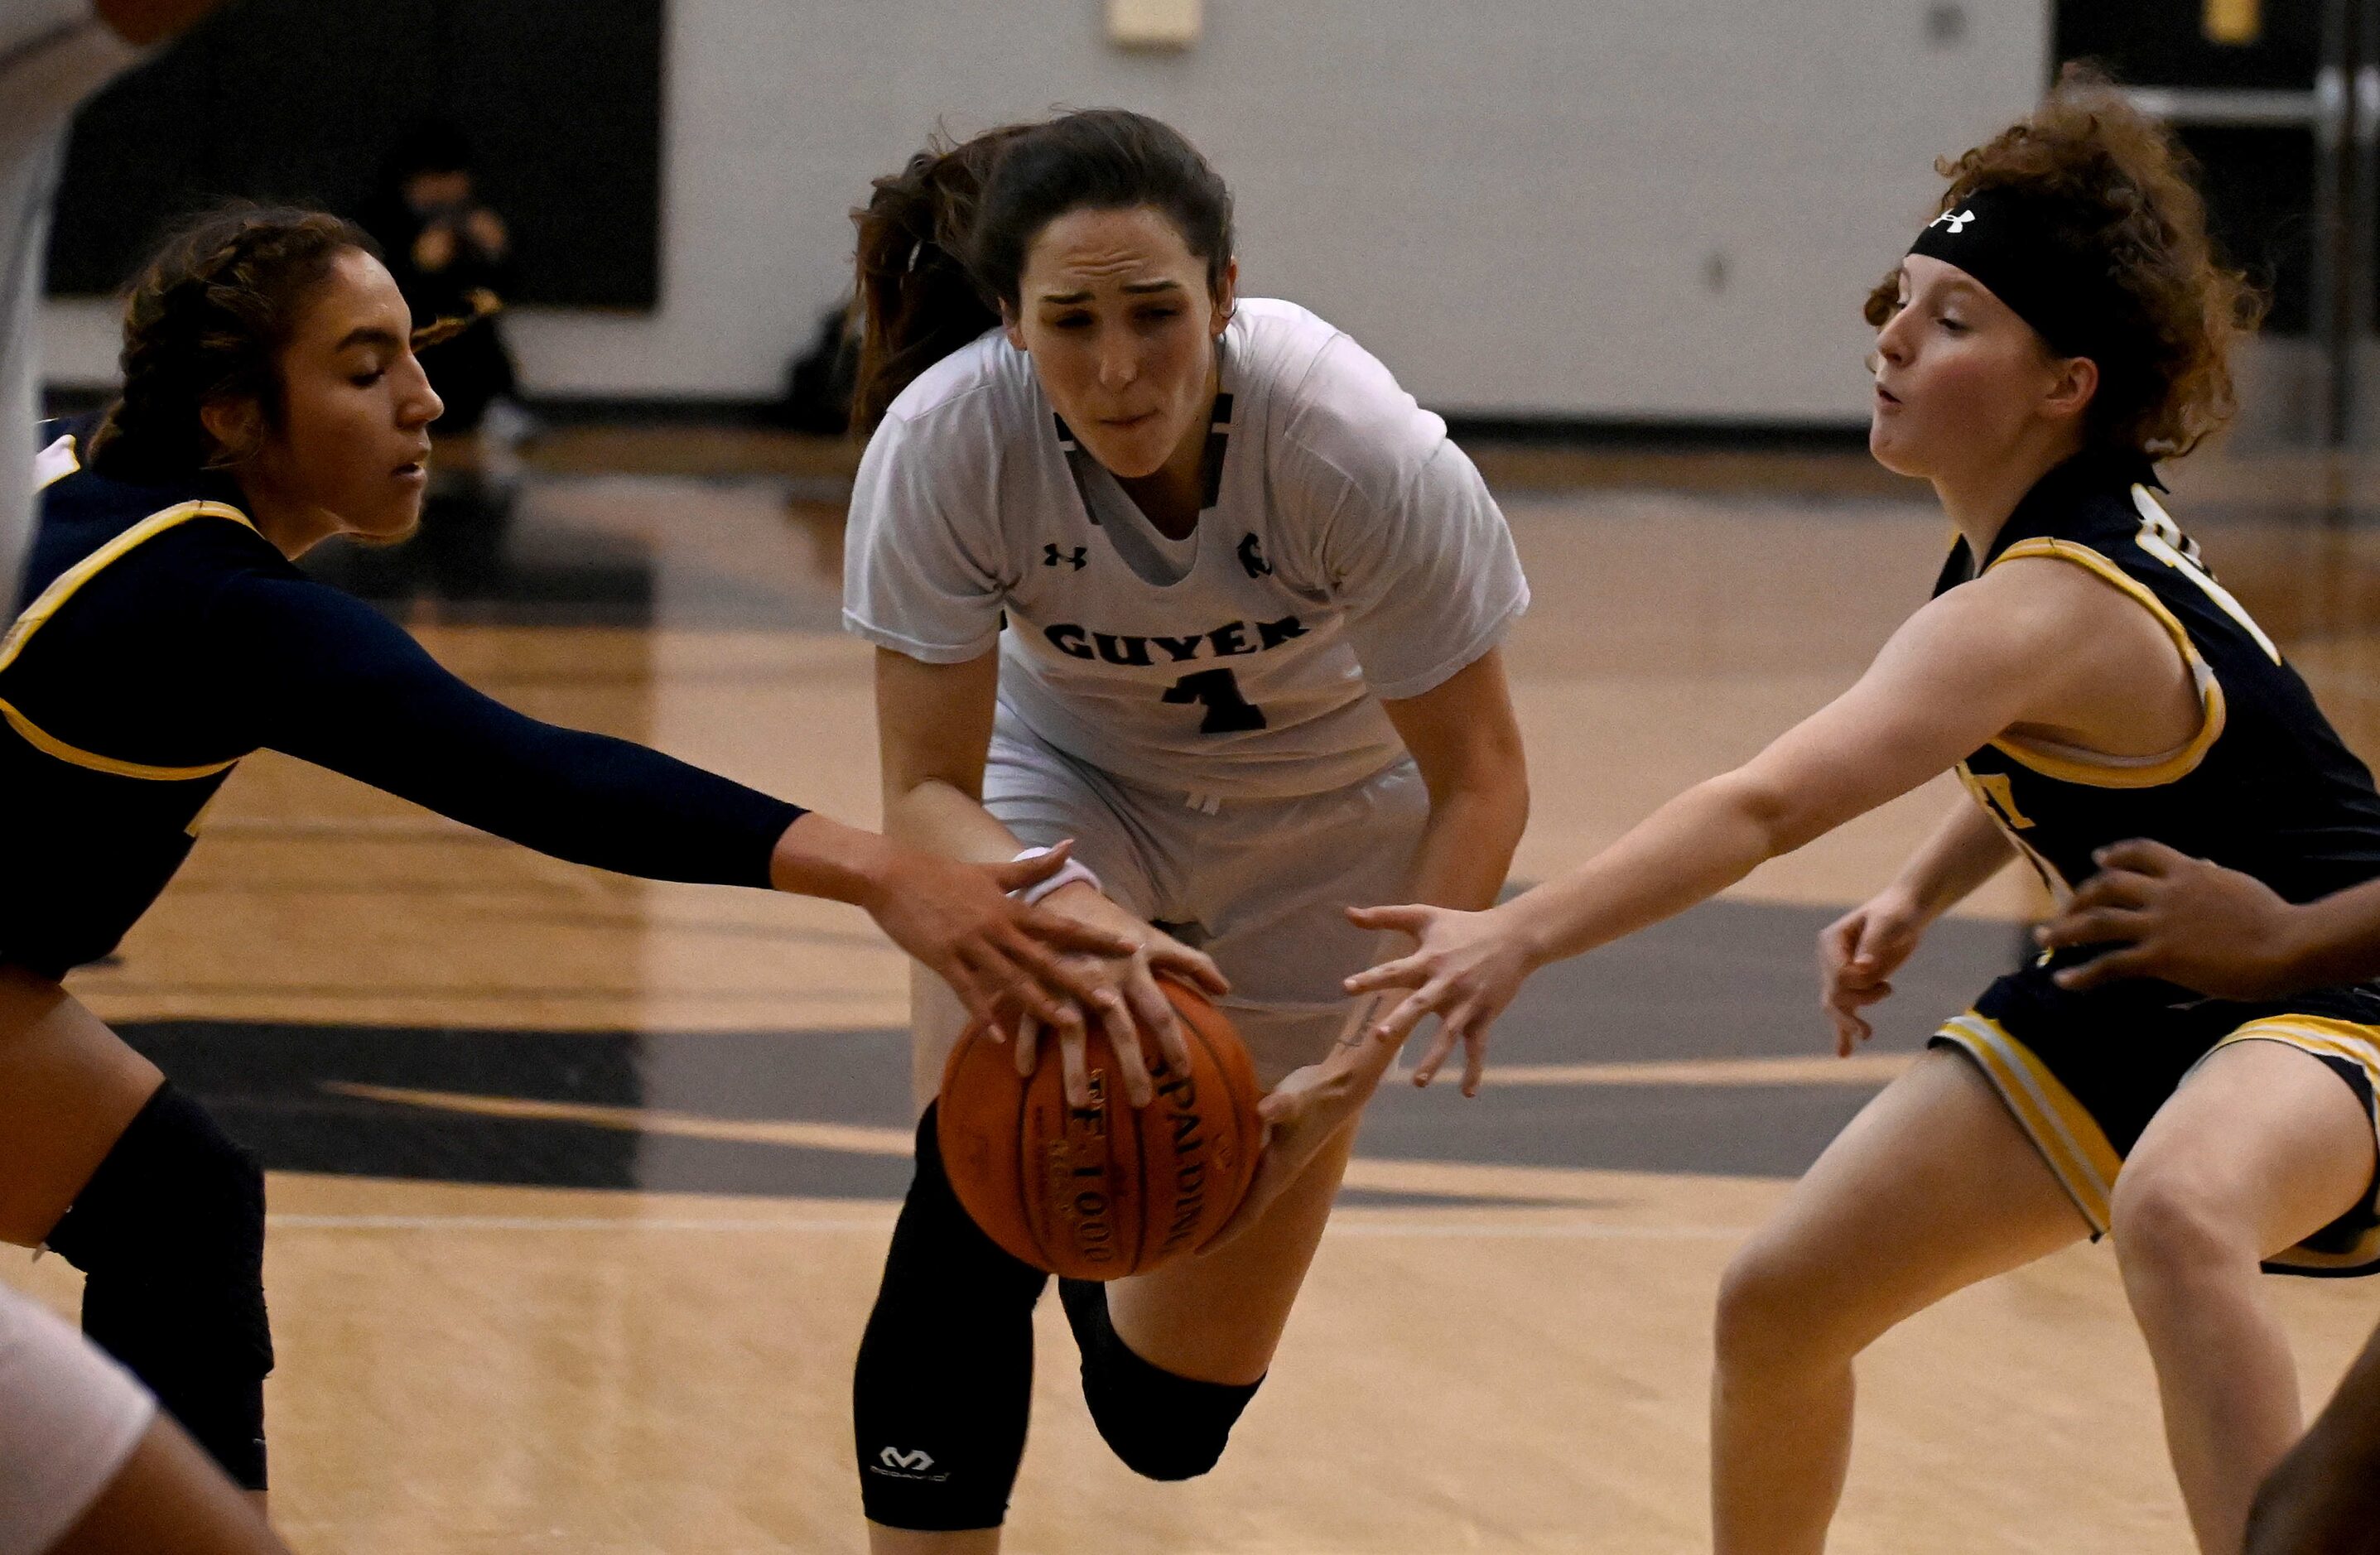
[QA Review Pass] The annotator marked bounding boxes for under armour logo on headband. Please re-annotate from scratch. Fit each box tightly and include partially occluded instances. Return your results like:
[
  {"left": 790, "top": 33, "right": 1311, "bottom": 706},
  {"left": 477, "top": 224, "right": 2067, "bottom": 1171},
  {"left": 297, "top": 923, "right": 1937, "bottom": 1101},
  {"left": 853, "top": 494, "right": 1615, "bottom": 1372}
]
[{"left": 1930, "top": 209, "right": 1977, "bottom": 234}]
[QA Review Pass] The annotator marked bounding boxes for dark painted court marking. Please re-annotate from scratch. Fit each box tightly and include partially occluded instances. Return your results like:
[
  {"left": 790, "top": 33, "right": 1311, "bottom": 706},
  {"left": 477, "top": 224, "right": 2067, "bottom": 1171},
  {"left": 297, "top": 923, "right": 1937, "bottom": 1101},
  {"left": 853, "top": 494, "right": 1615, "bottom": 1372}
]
[{"left": 114, "top": 898, "right": 2024, "bottom": 1201}]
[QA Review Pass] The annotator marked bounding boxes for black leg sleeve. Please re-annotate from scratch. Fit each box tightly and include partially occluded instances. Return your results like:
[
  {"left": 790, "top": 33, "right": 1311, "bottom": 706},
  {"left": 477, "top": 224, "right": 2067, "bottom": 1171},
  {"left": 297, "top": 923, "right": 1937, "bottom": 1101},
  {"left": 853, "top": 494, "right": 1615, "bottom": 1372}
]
[
  {"left": 853, "top": 1104, "right": 1050, "bottom": 1531},
  {"left": 43, "top": 1082, "right": 272, "bottom": 1490},
  {"left": 1059, "top": 1278, "right": 1261, "bottom": 1482}
]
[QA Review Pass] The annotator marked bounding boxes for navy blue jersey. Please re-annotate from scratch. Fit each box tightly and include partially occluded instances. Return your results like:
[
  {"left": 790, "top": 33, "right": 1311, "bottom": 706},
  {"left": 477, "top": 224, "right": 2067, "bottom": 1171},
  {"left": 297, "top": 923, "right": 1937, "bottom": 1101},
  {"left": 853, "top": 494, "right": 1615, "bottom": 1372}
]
[
  {"left": 1936, "top": 451, "right": 2380, "bottom": 916},
  {"left": 0, "top": 421, "right": 804, "bottom": 975}
]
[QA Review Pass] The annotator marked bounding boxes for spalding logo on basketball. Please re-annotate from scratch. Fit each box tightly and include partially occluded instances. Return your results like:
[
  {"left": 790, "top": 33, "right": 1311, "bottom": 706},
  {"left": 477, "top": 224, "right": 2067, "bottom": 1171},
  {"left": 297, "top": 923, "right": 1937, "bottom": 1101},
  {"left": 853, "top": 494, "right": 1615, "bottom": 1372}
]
[{"left": 937, "top": 978, "right": 1262, "bottom": 1280}]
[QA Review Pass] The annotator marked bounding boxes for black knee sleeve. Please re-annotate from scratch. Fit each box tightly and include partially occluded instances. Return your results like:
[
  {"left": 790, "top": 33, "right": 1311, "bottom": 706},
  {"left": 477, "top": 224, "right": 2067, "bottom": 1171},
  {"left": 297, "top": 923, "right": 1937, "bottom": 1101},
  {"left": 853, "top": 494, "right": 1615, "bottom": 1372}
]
[
  {"left": 854, "top": 1104, "right": 1049, "bottom": 1531},
  {"left": 1058, "top": 1278, "right": 1261, "bottom": 1482},
  {"left": 44, "top": 1082, "right": 272, "bottom": 1490}
]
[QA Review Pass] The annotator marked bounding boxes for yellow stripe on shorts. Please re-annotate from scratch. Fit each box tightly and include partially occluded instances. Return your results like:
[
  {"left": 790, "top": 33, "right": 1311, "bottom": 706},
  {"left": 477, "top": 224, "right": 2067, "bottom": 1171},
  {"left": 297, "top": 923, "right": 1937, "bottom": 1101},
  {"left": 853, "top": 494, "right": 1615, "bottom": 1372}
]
[
  {"left": 2195, "top": 1018, "right": 2380, "bottom": 1273},
  {"left": 1935, "top": 1011, "right": 2123, "bottom": 1232}
]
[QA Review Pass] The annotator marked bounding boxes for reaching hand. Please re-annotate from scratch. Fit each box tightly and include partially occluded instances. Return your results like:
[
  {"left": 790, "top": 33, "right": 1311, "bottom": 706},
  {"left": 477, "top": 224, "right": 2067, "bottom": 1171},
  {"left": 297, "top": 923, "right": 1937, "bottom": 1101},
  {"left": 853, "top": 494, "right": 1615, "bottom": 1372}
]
[
  {"left": 1005, "top": 906, "right": 1230, "bottom": 1109},
  {"left": 863, "top": 842, "right": 1167, "bottom": 1044},
  {"left": 1205, "top": 994, "right": 1401, "bottom": 1248},
  {"left": 1338, "top": 902, "right": 1539, "bottom": 1095},
  {"left": 1819, "top": 891, "right": 1927, "bottom": 1057},
  {"left": 2034, "top": 840, "right": 2310, "bottom": 999}
]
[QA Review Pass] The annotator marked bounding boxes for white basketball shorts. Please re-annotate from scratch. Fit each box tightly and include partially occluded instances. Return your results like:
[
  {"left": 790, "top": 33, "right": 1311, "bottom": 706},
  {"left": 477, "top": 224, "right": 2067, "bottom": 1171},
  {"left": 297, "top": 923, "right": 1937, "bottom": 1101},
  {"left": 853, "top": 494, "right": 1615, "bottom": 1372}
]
[{"left": 984, "top": 703, "right": 1430, "bottom": 1088}]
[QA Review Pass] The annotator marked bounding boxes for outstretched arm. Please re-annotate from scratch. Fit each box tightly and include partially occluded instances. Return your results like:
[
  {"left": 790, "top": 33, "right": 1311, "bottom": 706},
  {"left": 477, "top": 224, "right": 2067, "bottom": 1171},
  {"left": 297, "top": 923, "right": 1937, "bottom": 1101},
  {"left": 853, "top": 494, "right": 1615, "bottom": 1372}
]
[
  {"left": 216, "top": 574, "right": 1145, "bottom": 1033},
  {"left": 1346, "top": 564, "right": 2086, "bottom": 1055}
]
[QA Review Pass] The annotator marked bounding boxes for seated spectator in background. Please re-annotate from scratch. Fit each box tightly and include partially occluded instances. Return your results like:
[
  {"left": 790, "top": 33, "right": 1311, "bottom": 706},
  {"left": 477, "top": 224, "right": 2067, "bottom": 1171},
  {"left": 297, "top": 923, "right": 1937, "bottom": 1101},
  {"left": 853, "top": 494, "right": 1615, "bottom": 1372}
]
[
  {"left": 353, "top": 118, "right": 523, "bottom": 602},
  {"left": 359, "top": 118, "right": 517, "bottom": 438}
]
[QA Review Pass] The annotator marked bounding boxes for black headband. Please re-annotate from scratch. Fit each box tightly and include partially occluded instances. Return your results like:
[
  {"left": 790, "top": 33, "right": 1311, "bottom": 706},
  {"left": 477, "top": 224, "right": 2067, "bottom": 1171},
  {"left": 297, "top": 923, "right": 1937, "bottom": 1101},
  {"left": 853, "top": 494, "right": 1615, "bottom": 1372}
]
[{"left": 1906, "top": 186, "right": 2120, "bottom": 360}]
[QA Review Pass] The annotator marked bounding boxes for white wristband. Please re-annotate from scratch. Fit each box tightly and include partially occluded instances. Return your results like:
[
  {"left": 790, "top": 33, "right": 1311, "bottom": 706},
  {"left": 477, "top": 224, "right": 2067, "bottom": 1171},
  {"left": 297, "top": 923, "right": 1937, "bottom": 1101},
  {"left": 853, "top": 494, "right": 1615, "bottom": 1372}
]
[{"left": 1011, "top": 845, "right": 1101, "bottom": 907}]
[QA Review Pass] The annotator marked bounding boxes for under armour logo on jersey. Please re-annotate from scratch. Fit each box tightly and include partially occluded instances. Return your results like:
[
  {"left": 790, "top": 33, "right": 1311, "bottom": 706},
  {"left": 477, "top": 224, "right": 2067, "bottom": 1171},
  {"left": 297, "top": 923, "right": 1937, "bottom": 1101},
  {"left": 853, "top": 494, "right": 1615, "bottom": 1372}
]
[
  {"left": 1237, "top": 532, "right": 1272, "bottom": 579},
  {"left": 1929, "top": 208, "right": 1977, "bottom": 234},
  {"left": 1044, "top": 544, "right": 1088, "bottom": 571}
]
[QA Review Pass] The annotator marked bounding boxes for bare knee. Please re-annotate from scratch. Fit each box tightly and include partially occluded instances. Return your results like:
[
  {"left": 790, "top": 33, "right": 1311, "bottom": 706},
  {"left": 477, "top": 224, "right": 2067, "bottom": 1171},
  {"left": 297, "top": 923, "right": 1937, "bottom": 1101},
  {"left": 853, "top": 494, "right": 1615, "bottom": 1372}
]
[
  {"left": 1714, "top": 1237, "right": 1862, "bottom": 1384},
  {"left": 2110, "top": 1167, "right": 2254, "bottom": 1303}
]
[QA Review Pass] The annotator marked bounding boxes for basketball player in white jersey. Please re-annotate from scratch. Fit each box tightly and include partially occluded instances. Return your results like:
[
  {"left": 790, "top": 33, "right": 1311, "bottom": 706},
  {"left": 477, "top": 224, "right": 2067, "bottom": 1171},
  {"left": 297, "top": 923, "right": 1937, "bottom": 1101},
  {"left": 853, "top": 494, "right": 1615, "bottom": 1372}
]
[{"left": 841, "top": 110, "right": 1531, "bottom": 1551}]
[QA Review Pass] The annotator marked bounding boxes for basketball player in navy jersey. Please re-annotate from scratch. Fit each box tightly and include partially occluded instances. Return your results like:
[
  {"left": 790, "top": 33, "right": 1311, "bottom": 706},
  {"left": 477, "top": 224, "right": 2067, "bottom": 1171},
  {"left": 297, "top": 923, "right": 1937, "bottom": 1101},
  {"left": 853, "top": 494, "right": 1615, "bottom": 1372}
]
[
  {"left": 2, "top": 207, "right": 1143, "bottom": 1501},
  {"left": 1348, "top": 72, "right": 2380, "bottom": 1554}
]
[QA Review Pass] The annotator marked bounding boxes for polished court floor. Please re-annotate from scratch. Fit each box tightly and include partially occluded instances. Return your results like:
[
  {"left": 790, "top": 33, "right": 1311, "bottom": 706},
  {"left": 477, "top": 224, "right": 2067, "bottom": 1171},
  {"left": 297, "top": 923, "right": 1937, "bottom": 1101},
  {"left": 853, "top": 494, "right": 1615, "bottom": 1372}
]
[{"left": 11, "top": 436, "right": 2380, "bottom": 1552}]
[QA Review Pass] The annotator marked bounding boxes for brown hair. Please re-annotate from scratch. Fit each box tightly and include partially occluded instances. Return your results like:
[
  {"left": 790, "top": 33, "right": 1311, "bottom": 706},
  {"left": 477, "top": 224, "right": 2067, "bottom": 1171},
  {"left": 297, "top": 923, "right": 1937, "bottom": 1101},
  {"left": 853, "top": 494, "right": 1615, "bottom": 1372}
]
[
  {"left": 1865, "top": 65, "right": 2263, "bottom": 458},
  {"left": 850, "top": 108, "right": 1235, "bottom": 431},
  {"left": 88, "top": 205, "right": 446, "bottom": 484}
]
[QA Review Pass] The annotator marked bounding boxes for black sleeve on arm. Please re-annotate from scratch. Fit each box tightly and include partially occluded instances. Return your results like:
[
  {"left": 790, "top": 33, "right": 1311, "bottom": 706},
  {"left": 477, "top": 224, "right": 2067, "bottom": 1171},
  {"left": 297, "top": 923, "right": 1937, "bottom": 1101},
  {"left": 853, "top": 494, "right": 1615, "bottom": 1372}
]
[{"left": 210, "top": 573, "right": 805, "bottom": 888}]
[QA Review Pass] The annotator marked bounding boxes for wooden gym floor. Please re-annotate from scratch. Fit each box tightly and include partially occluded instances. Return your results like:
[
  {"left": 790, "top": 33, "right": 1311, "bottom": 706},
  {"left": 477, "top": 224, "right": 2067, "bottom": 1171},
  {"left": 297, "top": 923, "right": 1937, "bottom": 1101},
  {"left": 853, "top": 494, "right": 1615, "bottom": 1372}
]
[{"left": 10, "top": 434, "right": 2380, "bottom": 1553}]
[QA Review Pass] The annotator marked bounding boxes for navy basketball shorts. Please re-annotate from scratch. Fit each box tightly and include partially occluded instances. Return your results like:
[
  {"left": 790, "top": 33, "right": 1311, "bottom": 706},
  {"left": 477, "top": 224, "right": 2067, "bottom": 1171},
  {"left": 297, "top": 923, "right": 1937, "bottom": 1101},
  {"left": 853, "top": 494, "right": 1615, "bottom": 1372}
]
[{"left": 1934, "top": 961, "right": 2380, "bottom": 1275}]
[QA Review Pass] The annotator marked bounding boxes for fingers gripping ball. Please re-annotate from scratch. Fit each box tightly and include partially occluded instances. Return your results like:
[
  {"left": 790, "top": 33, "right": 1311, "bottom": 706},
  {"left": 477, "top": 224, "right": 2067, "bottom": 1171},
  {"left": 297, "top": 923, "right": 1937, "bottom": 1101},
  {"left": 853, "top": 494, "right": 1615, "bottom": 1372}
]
[{"left": 937, "top": 980, "right": 1261, "bottom": 1280}]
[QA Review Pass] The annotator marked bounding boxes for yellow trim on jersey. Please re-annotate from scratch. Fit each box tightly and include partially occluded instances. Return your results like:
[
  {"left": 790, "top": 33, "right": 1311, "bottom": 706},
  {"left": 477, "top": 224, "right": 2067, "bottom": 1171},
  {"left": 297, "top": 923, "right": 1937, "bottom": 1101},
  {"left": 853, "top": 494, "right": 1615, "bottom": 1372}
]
[
  {"left": 0, "top": 499, "right": 257, "bottom": 782},
  {"left": 1935, "top": 1011, "right": 2122, "bottom": 1230},
  {"left": 2192, "top": 1017, "right": 2380, "bottom": 1273},
  {"left": 0, "top": 696, "right": 239, "bottom": 781},
  {"left": 1978, "top": 537, "right": 2227, "bottom": 789},
  {"left": 1, "top": 499, "right": 256, "bottom": 670}
]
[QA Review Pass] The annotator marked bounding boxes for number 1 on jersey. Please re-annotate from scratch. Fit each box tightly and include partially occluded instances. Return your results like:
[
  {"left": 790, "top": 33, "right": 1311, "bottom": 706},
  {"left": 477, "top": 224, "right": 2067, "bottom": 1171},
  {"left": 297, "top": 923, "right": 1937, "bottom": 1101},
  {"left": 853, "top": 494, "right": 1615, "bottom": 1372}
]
[{"left": 1164, "top": 668, "right": 1268, "bottom": 733}]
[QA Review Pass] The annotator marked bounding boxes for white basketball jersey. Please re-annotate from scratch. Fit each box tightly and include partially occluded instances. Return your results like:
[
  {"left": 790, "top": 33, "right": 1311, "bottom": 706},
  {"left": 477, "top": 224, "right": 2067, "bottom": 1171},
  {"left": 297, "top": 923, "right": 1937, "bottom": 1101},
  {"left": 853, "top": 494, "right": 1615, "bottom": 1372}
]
[{"left": 844, "top": 299, "right": 1528, "bottom": 800}]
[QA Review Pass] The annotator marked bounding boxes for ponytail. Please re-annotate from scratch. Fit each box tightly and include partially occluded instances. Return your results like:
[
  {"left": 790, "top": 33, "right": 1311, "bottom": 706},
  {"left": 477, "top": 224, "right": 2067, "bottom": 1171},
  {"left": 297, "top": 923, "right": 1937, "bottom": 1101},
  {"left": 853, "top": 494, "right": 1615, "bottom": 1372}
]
[
  {"left": 850, "top": 126, "right": 1029, "bottom": 432},
  {"left": 850, "top": 110, "right": 1236, "bottom": 433}
]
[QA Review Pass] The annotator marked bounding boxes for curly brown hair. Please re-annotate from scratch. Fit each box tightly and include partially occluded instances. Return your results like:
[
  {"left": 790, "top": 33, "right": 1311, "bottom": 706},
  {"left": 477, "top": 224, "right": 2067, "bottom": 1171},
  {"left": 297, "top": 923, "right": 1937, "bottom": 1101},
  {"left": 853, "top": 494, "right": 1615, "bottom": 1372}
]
[{"left": 1864, "top": 65, "right": 2264, "bottom": 459}]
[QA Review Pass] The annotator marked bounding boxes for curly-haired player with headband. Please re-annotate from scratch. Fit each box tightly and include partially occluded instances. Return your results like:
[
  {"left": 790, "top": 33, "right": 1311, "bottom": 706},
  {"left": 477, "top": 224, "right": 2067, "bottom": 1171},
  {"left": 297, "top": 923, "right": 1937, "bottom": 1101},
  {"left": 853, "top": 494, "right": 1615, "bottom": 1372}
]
[
  {"left": 0, "top": 207, "right": 1151, "bottom": 1500},
  {"left": 840, "top": 109, "right": 1530, "bottom": 1550},
  {"left": 1344, "top": 70, "right": 2380, "bottom": 1554}
]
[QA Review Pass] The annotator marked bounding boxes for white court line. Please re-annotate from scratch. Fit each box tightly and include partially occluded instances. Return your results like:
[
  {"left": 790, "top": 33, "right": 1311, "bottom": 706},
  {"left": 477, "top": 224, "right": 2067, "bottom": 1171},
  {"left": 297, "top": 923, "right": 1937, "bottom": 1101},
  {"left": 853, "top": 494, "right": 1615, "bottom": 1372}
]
[{"left": 264, "top": 1211, "right": 1751, "bottom": 1241}]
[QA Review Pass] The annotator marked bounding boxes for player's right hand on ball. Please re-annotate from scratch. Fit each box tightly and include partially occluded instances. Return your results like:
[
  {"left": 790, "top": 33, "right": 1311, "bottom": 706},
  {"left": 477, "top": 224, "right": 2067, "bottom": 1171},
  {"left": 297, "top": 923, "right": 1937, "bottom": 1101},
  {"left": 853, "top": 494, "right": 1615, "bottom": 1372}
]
[
  {"left": 1206, "top": 1012, "right": 1395, "bottom": 1248},
  {"left": 1009, "top": 891, "right": 1228, "bottom": 1110},
  {"left": 1819, "top": 891, "right": 1925, "bottom": 1057}
]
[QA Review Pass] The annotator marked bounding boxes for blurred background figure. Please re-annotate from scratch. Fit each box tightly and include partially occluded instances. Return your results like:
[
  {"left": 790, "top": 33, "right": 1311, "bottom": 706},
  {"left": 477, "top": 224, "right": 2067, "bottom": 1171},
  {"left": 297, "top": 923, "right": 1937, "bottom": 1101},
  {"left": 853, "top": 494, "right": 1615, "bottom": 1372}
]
[
  {"left": 769, "top": 298, "right": 859, "bottom": 436},
  {"left": 349, "top": 116, "right": 524, "bottom": 605},
  {"left": 359, "top": 116, "right": 518, "bottom": 439}
]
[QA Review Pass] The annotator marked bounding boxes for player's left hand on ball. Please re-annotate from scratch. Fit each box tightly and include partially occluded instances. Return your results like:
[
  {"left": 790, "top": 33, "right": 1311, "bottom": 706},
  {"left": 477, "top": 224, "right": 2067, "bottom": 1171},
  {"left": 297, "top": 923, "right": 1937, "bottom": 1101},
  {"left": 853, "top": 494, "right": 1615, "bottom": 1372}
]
[
  {"left": 1203, "top": 1028, "right": 1387, "bottom": 1249},
  {"left": 2034, "top": 840, "right": 2310, "bottom": 1000},
  {"left": 1340, "top": 902, "right": 1535, "bottom": 1096}
]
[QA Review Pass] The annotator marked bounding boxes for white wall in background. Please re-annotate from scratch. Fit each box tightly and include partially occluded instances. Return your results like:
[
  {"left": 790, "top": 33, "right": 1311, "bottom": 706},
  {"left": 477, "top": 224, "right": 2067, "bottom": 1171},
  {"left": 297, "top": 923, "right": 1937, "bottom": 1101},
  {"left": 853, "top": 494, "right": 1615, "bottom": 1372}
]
[{"left": 46, "top": 0, "right": 2049, "bottom": 421}]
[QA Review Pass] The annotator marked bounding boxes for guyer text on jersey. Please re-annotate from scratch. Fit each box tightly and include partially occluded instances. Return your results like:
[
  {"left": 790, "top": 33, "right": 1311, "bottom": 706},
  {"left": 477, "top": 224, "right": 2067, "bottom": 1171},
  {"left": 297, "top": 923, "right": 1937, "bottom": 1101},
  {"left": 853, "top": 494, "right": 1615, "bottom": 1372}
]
[{"left": 1043, "top": 615, "right": 1308, "bottom": 667}]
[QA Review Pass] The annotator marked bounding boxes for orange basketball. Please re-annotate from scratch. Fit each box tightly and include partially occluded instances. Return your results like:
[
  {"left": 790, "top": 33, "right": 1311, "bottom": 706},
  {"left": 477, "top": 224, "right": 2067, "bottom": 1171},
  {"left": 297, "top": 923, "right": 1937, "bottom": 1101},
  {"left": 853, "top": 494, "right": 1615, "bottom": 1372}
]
[{"left": 937, "top": 978, "right": 1263, "bottom": 1280}]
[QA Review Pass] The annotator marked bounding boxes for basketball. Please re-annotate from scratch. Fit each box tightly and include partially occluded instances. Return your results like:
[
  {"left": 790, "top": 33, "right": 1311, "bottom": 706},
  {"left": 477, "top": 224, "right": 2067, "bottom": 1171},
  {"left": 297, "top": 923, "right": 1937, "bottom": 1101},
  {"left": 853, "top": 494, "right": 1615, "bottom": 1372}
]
[{"left": 937, "top": 978, "right": 1263, "bottom": 1280}]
